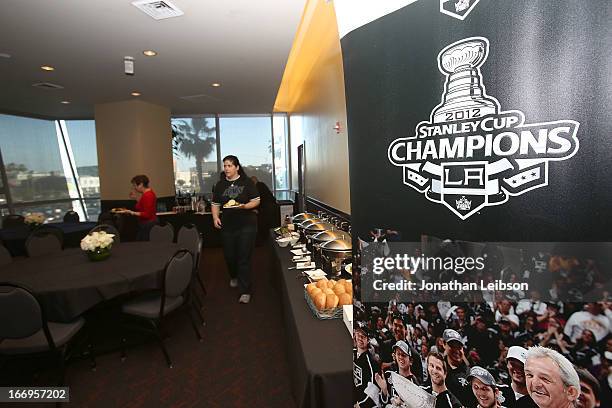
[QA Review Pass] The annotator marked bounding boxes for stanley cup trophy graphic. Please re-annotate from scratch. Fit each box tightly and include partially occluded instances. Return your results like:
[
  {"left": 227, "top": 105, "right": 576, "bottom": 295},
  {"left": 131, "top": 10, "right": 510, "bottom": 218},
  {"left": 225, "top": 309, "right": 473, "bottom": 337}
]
[{"left": 432, "top": 37, "right": 498, "bottom": 123}]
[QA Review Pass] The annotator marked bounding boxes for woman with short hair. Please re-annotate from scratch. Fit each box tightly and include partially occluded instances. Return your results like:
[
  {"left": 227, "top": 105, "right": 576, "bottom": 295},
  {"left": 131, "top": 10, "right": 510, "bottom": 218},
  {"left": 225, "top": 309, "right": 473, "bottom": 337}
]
[{"left": 126, "top": 174, "right": 158, "bottom": 241}]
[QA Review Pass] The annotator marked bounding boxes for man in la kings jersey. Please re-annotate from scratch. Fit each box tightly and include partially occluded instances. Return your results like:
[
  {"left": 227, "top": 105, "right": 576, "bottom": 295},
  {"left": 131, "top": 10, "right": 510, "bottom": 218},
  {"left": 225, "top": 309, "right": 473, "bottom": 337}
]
[
  {"left": 421, "top": 351, "right": 462, "bottom": 408},
  {"left": 443, "top": 328, "right": 476, "bottom": 407},
  {"left": 354, "top": 321, "right": 380, "bottom": 408}
]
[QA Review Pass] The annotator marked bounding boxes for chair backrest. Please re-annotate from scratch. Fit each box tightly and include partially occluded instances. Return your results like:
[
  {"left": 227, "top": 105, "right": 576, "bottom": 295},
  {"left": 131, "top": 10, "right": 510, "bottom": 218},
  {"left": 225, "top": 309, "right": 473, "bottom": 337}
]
[
  {"left": 63, "top": 210, "right": 80, "bottom": 223},
  {"left": 163, "top": 249, "right": 194, "bottom": 298},
  {"left": 0, "top": 284, "right": 44, "bottom": 339},
  {"left": 26, "top": 227, "right": 63, "bottom": 257},
  {"left": 177, "top": 224, "right": 200, "bottom": 261},
  {"left": 2, "top": 214, "right": 25, "bottom": 229},
  {"left": 97, "top": 211, "right": 115, "bottom": 225},
  {"left": 0, "top": 244, "right": 12, "bottom": 267},
  {"left": 149, "top": 223, "right": 174, "bottom": 243},
  {"left": 90, "top": 224, "right": 120, "bottom": 244}
]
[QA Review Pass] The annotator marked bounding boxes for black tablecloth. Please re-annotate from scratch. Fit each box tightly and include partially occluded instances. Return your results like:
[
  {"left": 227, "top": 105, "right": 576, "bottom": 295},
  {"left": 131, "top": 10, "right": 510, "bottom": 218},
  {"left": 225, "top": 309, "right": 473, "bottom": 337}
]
[
  {"left": 0, "top": 221, "right": 97, "bottom": 257},
  {"left": 0, "top": 242, "right": 181, "bottom": 322},
  {"left": 269, "top": 231, "right": 352, "bottom": 408}
]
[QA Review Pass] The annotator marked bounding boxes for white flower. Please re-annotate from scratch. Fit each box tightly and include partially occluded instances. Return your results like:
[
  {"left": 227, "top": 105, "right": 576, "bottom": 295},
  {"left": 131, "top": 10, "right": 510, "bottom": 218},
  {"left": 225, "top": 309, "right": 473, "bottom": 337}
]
[{"left": 81, "top": 231, "right": 115, "bottom": 252}]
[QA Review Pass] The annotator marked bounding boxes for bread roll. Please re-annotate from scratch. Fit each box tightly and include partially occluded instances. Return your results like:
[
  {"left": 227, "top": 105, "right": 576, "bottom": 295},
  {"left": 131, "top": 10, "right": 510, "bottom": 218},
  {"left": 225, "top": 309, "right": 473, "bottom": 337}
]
[
  {"left": 325, "top": 293, "right": 339, "bottom": 309},
  {"left": 326, "top": 280, "right": 336, "bottom": 288},
  {"left": 337, "top": 279, "right": 347, "bottom": 286},
  {"left": 309, "top": 287, "right": 322, "bottom": 299},
  {"left": 324, "top": 288, "right": 334, "bottom": 295},
  {"left": 338, "top": 293, "right": 352, "bottom": 306},
  {"left": 333, "top": 284, "right": 346, "bottom": 295},
  {"left": 306, "top": 283, "right": 317, "bottom": 295},
  {"left": 316, "top": 279, "right": 328, "bottom": 290},
  {"left": 344, "top": 282, "right": 353, "bottom": 294},
  {"left": 314, "top": 292, "right": 326, "bottom": 310}
]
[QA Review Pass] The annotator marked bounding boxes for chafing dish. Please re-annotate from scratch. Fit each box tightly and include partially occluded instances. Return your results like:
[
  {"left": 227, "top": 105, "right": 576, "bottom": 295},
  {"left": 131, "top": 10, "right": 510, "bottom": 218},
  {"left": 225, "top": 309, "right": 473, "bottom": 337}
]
[
  {"left": 303, "top": 221, "right": 335, "bottom": 238},
  {"left": 292, "top": 212, "right": 317, "bottom": 223},
  {"left": 320, "top": 238, "right": 353, "bottom": 276},
  {"left": 309, "top": 229, "right": 352, "bottom": 262},
  {"left": 311, "top": 230, "right": 351, "bottom": 246}
]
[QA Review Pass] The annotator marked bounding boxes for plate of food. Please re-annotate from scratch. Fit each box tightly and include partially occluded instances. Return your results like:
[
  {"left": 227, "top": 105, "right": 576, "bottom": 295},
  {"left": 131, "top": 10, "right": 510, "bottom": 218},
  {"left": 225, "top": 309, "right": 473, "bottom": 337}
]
[
  {"left": 223, "top": 199, "right": 242, "bottom": 209},
  {"left": 111, "top": 207, "right": 129, "bottom": 213}
]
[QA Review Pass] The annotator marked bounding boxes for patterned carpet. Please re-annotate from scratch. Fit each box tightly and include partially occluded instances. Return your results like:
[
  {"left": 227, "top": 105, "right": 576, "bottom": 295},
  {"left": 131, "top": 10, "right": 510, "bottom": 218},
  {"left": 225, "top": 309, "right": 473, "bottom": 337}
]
[{"left": 1, "top": 244, "right": 297, "bottom": 408}]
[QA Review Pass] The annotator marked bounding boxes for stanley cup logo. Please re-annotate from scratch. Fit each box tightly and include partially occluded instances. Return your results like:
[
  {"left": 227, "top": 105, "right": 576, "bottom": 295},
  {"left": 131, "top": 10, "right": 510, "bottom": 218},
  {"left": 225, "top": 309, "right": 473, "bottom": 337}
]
[
  {"left": 387, "top": 36, "right": 580, "bottom": 220},
  {"left": 432, "top": 38, "right": 497, "bottom": 124}
]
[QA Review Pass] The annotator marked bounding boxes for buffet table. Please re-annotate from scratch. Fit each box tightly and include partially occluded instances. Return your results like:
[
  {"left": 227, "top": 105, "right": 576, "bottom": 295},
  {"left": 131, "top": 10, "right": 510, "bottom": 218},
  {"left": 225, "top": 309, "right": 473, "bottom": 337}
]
[{"left": 269, "top": 230, "right": 352, "bottom": 408}]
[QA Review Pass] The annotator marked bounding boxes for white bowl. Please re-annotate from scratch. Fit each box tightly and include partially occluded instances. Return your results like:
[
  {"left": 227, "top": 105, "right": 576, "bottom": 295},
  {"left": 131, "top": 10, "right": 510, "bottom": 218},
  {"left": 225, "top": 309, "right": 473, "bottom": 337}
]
[{"left": 277, "top": 238, "right": 290, "bottom": 247}]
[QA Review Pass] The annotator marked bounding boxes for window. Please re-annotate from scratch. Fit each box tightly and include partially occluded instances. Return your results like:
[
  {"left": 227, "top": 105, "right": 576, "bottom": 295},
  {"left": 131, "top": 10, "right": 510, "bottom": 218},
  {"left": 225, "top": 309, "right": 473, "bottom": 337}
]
[
  {"left": 219, "top": 115, "right": 273, "bottom": 189},
  {"left": 63, "top": 120, "right": 100, "bottom": 220},
  {"left": 273, "top": 113, "right": 290, "bottom": 191},
  {"left": 0, "top": 114, "right": 100, "bottom": 222},
  {"left": 171, "top": 116, "right": 218, "bottom": 195},
  {"left": 0, "top": 114, "right": 71, "bottom": 203}
]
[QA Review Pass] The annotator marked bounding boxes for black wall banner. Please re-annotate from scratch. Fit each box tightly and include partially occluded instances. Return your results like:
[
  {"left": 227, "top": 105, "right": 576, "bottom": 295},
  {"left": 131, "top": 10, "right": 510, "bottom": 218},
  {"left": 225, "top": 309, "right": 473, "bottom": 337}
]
[{"left": 341, "top": 0, "right": 611, "bottom": 243}]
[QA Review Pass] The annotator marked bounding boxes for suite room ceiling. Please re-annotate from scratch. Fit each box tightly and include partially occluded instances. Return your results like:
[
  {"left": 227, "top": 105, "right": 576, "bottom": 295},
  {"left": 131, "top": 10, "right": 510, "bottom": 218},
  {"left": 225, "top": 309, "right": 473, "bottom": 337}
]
[{"left": 0, "top": 0, "right": 305, "bottom": 119}]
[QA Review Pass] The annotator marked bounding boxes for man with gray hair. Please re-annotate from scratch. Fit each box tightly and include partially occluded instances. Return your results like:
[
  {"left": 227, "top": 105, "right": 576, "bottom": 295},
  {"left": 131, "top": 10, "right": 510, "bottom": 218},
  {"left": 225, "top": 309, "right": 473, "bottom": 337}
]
[{"left": 524, "top": 346, "right": 581, "bottom": 408}]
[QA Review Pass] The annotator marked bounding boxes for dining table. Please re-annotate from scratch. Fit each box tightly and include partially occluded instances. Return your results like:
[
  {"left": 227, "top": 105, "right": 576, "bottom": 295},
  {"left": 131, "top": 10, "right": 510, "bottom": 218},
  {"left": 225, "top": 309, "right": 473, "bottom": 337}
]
[
  {"left": 0, "top": 242, "right": 181, "bottom": 322},
  {"left": 0, "top": 221, "right": 97, "bottom": 257}
]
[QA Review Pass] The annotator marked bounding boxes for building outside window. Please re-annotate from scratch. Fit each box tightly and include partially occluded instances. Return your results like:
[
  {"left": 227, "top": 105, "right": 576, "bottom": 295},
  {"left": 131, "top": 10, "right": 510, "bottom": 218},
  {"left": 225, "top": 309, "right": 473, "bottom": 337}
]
[{"left": 0, "top": 114, "right": 100, "bottom": 223}]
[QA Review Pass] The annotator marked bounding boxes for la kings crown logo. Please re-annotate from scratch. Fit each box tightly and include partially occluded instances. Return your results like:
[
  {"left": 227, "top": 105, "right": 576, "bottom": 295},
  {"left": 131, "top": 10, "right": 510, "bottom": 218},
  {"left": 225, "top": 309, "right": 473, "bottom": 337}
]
[{"left": 388, "top": 37, "right": 579, "bottom": 220}]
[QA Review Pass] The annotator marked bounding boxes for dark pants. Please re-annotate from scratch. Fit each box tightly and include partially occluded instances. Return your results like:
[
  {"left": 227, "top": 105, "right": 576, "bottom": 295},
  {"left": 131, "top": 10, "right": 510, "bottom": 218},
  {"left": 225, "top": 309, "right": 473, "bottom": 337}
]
[
  {"left": 137, "top": 219, "right": 158, "bottom": 241},
  {"left": 221, "top": 223, "right": 257, "bottom": 294}
]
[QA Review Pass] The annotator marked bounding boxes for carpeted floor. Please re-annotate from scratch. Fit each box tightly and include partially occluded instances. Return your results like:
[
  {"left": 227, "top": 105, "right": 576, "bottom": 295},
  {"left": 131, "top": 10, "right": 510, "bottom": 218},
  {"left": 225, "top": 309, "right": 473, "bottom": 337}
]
[{"left": 1, "top": 244, "right": 297, "bottom": 408}]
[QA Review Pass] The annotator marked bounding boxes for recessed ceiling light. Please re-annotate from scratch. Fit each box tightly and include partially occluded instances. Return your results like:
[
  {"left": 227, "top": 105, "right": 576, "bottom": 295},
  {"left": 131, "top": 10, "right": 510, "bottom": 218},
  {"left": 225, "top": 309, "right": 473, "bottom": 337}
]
[
  {"left": 211, "top": 83, "right": 221, "bottom": 87},
  {"left": 41, "top": 65, "right": 55, "bottom": 71},
  {"left": 0, "top": 53, "right": 11, "bottom": 59},
  {"left": 131, "top": 91, "right": 141, "bottom": 96},
  {"left": 143, "top": 50, "right": 157, "bottom": 57},
  {"left": 60, "top": 100, "right": 70, "bottom": 104}
]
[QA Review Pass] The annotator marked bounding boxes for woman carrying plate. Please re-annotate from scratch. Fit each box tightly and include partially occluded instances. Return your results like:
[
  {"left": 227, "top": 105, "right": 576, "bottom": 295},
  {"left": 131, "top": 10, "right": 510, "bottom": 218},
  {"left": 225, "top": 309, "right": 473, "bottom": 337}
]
[
  {"left": 125, "top": 174, "right": 158, "bottom": 241},
  {"left": 212, "top": 155, "right": 260, "bottom": 304}
]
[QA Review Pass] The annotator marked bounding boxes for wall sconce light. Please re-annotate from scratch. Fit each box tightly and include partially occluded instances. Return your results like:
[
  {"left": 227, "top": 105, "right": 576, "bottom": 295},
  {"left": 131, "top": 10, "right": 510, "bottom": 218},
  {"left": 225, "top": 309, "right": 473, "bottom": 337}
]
[{"left": 333, "top": 121, "right": 342, "bottom": 134}]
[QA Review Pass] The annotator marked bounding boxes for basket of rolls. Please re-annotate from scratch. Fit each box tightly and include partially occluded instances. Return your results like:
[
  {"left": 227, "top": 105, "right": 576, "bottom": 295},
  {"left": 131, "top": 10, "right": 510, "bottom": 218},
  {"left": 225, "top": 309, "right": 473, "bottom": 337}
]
[{"left": 304, "top": 278, "right": 353, "bottom": 319}]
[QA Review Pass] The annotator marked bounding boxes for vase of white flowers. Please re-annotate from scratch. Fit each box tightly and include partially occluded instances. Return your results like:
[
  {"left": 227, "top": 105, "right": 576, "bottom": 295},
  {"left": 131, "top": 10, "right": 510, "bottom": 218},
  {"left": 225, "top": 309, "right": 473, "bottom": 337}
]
[
  {"left": 81, "top": 231, "right": 115, "bottom": 262},
  {"left": 24, "top": 212, "right": 45, "bottom": 229}
]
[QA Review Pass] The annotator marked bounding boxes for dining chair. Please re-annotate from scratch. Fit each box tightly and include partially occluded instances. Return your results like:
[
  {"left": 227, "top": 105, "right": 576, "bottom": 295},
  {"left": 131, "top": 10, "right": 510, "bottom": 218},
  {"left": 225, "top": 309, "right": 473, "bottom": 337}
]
[
  {"left": 0, "top": 244, "right": 11, "bottom": 267},
  {"left": 149, "top": 222, "right": 174, "bottom": 243},
  {"left": 89, "top": 224, "right": 120, "bottom": 244},
  {"left": 0, "top": 283, "right": 95, "bottom": 391},
  {"left": 2, "top": 214, "right": 25, "bottom": 229},
  {"left": 62, "top": 210, "right": 80, "bottom": 223},
  {"left": 25, "top": 227, "right": 63, "bottom": 257},
  {"left": 177, "top": 224, "right": 206, "bottom": 296},
  {"left": 120, "top": 249, "right": 203, "bottom": 368},
  {"left": 177, "top": 225, "right": 206, "bottom": 324}
]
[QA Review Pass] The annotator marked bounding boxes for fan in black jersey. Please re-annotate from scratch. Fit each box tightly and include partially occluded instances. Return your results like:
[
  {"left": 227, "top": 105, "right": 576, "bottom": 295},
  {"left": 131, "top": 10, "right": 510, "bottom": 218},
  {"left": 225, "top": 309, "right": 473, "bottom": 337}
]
[
  {"left": 374, "top": 340, "right": 419, "bottom": 406},
  {"left": 443, "top": 328, "right": 476, "bottom": 407},
  {"left": 421, "top": 351, "right": 462, "bottom": 408},
  {"left": 354, "top": 322, "right": 380, "bottom": 408},
  {"left": 504, "top": 346, "right": 538, "bottom": 408}
]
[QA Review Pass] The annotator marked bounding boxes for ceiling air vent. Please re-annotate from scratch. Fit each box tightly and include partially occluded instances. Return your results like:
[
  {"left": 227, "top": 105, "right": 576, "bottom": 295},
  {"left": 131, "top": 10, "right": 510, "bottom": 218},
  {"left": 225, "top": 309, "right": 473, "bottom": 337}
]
[
  {"left": 32, "top": 82, "right": 64, "bottom": 90},
  {"left": 132, "top": 0, "right": 184, "bottom": 20}
]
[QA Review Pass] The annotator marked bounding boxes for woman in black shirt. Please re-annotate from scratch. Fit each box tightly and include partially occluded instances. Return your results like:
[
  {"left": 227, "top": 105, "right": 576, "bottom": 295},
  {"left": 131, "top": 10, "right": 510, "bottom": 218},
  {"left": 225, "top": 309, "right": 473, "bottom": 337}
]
[{"left": 212, "top": 155, "right": 260, "bottom": 303}]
